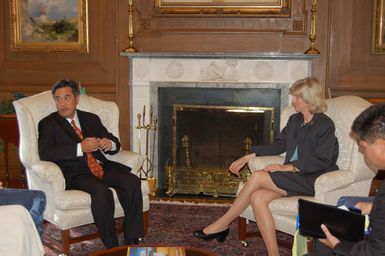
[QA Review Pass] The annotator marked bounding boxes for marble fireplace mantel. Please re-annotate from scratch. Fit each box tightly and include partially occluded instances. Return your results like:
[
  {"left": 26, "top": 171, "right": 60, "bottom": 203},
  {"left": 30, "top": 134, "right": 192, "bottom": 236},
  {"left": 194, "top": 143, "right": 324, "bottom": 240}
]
[{"left": 121, "top": 52, "right": 319, "bottom": 181}]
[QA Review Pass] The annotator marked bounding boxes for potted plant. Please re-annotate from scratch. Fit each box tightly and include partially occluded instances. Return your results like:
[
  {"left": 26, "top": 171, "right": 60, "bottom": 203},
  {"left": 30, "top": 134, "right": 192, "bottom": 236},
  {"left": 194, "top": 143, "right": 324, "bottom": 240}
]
[
  {"left": 0, "top": 92, "right": 25, "bottom": 115},
  {"left": 0, "top": 92, "right": 25, "bottom": 149}
]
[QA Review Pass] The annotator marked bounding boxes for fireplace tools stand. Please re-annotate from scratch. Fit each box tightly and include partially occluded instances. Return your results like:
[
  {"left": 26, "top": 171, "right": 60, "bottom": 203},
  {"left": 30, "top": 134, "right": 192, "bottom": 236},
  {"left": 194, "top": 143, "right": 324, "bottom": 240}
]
[{"left": 136, "top": 106, "right": 158, "bottom": 196}]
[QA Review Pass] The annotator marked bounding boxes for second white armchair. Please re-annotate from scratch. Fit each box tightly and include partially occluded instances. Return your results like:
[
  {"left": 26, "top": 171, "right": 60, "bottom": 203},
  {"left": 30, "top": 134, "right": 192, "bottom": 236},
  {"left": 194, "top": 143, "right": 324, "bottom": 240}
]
[{"left": 238, "top": 95, "right": 375, "bottom": 244}]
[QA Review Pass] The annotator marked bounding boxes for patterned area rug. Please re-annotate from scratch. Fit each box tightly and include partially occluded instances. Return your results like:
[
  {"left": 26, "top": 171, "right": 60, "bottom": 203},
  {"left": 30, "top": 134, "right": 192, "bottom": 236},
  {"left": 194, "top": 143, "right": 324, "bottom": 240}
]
[{"left": 43, "top": 202, "right": 292, "bottom": 256}]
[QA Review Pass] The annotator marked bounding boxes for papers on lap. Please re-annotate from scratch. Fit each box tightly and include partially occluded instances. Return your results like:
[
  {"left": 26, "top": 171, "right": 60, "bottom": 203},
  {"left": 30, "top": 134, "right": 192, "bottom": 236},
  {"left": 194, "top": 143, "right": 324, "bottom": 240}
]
[
  {"left": 127, "top": 246, "right": 186, "bottom": 256},
  {"left": 298, "top": 199, "right": 365, "bottom": 242}
]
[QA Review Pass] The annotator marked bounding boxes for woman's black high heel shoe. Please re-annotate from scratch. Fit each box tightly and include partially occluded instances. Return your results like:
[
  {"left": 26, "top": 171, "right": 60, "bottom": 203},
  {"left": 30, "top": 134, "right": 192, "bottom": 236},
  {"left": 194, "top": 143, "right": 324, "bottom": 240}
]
[{"left": 193, "top": 228, "right": 229, "bottom": 242}]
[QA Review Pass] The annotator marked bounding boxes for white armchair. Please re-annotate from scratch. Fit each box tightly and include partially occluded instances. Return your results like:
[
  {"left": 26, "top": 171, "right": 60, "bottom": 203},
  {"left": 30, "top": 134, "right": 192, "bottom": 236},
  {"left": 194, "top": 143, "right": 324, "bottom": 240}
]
[
  {"left": 0, "top": 205, "right": 45, "bottom": 256},
  {"left": 237, "top": 95, "right": 375, "bottom": 244},
  {"left": 13, "top": 91, "right": 149, "bottom": 255}
]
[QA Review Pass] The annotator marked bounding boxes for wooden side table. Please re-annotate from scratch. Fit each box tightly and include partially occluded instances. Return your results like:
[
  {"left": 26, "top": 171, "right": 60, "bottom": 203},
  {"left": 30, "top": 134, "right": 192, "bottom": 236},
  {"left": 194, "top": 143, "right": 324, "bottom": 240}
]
[{"left": 0, "top": 114, "right": 25, "bottom": 187}]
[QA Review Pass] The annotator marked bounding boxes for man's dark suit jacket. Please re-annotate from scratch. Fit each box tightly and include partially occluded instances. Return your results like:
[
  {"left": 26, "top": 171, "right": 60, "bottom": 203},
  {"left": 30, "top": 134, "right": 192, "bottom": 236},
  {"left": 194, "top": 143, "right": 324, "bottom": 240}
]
[
  {"left": 38, "top": 109, "right": 123, "bottom": 183},
  {"left": 332, "top": 181, "right": 385, "bottom": 255}
]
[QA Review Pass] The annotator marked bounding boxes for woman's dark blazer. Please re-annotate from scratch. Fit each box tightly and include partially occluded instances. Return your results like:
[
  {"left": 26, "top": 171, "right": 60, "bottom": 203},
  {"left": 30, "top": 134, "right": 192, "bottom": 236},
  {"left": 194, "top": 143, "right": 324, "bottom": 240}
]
[
  {"left": 251, "top": 112, "right": 339, "bottom": 174},
  {"left": 38, "top": 109, "right": 122, "bottom": 183}
]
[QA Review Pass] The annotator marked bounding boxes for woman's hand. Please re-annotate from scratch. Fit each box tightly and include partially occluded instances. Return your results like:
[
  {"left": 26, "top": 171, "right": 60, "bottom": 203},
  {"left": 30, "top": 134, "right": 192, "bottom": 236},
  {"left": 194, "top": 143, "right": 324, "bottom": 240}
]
[
  {"left": 229, "top": 153, "right": 255, "bottom": 176},
  {"left": 263, "top": 164, "right": 295, "bottom": 172},
  {"left": 229, "top": 157, "right": 248, "bottom": 176},
  {"left": 355, "top": 202, "right": 373, "bottom": 215},
  {"left": 319, "top": 224, "right": 340, "bottom": 249},
  {"left": 0, "top": 181, "right": 3, "bottom": 189}
]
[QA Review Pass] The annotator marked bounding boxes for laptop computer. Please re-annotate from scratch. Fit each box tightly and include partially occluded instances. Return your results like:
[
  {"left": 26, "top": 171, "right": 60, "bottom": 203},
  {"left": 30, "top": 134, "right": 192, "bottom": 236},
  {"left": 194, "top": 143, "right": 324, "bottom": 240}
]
[{"left": 298, "top": 199, "right": 365, "bottom": 242}]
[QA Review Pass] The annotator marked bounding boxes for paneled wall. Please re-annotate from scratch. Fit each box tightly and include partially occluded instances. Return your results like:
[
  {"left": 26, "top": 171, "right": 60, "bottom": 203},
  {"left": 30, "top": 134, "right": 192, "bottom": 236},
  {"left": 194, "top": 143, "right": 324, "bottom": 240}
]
[
  {"left": 0, "top": 0, "right": 130, "bottom": 146},
  {"left": 1, "top": 0, "right": 384, "bottom": 149},
  {"left": 326, "top": 0, "right": 385, "bottom": 98}
]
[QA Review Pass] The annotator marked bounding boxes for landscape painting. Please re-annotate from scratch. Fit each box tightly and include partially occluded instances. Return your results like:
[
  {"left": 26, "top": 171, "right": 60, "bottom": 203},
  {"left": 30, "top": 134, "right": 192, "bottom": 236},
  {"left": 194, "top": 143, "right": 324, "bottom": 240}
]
[{"left": 10, "top": 0, "right": 89, "bottom": 52}]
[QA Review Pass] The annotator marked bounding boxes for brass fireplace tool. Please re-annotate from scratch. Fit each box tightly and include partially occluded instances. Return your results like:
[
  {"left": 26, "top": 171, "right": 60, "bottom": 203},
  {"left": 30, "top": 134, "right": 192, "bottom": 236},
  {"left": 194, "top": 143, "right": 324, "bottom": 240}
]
[{"left": 136, "top": 105, "right": 158, "bottom": 196}]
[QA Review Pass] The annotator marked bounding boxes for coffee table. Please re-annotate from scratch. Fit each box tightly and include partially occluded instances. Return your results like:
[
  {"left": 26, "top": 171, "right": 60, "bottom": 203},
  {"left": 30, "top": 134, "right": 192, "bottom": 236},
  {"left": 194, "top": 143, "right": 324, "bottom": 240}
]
[{"left": 89, "top": 245, "right": 218, "bottom": 256}]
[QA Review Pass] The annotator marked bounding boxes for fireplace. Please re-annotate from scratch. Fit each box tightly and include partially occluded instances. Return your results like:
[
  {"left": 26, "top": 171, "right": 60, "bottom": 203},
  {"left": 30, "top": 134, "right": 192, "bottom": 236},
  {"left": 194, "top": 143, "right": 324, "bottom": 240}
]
[
  {"left": 164, "top": 103, "right": 275, "bottom": 197},
  {"left": 158, "top": 87, "right": 279, "bottom": 196},
  {"left": 121, "top": 52, "right": 316, "bottom": 196}
]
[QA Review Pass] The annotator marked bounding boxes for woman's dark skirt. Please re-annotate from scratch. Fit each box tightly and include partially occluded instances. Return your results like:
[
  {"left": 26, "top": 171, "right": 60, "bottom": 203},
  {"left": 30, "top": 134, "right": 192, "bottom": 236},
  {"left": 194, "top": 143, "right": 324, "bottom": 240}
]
[{"left": 268, "top": 171, "right": 323, "bottom": 197}]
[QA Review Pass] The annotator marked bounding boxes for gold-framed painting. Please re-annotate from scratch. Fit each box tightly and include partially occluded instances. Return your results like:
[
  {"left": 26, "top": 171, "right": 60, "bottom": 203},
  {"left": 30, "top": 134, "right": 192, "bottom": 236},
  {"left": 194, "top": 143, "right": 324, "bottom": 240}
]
[
  {"left": 154, "top": 0, "right": 291, "bottom": 16},
  {"left": 372, "top": 0, "right": 385, "bottom": 54},
  {"left": 10, "top": 0, "right": 89, "bottom": 53}
]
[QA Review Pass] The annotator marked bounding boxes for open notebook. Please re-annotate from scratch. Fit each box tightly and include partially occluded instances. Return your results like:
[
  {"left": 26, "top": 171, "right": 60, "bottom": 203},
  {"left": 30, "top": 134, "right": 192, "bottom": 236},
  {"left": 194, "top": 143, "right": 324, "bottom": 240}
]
[{"left": 298, "top": 199, "right": 365, "bottom": 242}]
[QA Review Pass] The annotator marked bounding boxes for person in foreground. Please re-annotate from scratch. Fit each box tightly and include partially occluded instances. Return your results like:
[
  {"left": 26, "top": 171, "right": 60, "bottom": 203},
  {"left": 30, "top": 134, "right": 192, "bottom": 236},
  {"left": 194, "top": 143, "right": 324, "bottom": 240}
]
[
  {"left": 316, "top": 103, "right": 385, "bottom": 255},
  {"left": 0, "top": 180, "right": 46, "bottom": 241},
  {"left": 38, "top": 79, "right": 144, "bottom": 248},
  {"left": 193, "top": 77, "right": 339, "bottom": 256}
]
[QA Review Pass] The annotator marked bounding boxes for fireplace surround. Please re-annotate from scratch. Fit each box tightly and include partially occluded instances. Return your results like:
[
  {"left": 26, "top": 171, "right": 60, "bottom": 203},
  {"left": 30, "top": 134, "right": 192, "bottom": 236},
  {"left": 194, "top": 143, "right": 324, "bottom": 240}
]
[{"left": 121, "top": 52, "right": 317, "bottom": 195}]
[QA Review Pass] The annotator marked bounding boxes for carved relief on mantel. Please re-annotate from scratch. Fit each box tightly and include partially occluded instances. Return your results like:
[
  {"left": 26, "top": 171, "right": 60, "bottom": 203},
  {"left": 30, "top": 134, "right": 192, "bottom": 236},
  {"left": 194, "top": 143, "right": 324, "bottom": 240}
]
[
  {"left": 201, "top": 60, "right": 239, "bottom": 81},
  {"left": 135, "top": 0, "right": 306, "bottom": 34}
]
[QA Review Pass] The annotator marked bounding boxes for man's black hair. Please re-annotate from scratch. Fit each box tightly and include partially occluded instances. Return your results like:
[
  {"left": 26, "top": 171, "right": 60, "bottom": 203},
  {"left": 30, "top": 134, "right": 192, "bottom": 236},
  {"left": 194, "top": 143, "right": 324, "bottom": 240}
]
[
  {"left": 51, "top": 79, "right": 79, "bottom": 96},
  {"left": 351, "top": 103, "right": 385, "bottom": 143}
]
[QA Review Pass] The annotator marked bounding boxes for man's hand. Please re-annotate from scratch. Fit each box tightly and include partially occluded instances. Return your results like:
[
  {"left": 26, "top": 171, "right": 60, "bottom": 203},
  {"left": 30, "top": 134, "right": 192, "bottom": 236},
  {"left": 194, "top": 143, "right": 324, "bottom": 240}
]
[
  {"left": 0, "top": 181, "right": 3, "bottom": 189},
  {"left": 81, "top": 137, "right": 100, "bottom": 153},
  {"left": 319, "top": 224, "right": 340, "bottom": 249},
  {"left": 99, "top": 138, "right": 112, "bottom": 152},
  {"left": 355, "top": 201, "right": 373, "bottom": 215}
]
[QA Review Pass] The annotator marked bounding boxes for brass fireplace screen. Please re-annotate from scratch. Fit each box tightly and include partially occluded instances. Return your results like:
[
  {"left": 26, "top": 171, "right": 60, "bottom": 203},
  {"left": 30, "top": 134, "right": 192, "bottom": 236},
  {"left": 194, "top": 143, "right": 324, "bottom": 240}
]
[{"left": 165, "top": 104, "right": 275, "bottom": 197}]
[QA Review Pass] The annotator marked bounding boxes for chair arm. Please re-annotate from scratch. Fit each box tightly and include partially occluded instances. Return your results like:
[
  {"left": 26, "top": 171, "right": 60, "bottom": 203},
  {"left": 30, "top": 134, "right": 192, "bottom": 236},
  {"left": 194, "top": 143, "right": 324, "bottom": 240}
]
[
  {"left": 314, "top": 170, "right": 356, "bottom": 195},
  {"left": 107, "top": 150, "right": 144, "bottom": 176},
  {"left": 248, "top": 155, "right": 285, "bottom": 172},
  {"left": 29, "top": 161, "right": 66, "bottom": 195},
  {"left": 31, "top": 161, "right": 65, "bottom": 185}
]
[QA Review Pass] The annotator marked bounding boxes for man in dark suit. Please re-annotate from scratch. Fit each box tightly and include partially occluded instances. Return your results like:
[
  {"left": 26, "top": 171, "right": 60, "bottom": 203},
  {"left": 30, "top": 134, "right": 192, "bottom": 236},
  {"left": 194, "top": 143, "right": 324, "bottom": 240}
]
[
  {"left": 313, "top": 103, "right": 385, "bottom": 255},
  {"left": 38, "top": 79, "right": 144, "bottom": 248}
]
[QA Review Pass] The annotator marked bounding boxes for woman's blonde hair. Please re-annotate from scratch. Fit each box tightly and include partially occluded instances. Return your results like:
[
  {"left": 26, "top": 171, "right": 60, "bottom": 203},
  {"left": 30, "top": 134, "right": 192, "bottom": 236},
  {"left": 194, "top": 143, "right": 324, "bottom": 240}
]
[{"left": 290, "top": 77, "right": 327, "bottom": 113}]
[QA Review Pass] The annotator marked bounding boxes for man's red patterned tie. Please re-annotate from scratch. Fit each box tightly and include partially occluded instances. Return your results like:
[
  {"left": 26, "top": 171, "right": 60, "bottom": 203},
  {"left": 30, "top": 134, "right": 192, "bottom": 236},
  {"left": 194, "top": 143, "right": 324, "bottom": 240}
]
[{"left": 71, "top": 120, "right": 104, "bottom": 179}]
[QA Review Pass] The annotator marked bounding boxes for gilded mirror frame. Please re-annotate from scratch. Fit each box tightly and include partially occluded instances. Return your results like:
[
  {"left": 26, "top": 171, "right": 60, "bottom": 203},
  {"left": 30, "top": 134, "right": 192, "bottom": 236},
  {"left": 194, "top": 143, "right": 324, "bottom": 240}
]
[{"left": 154, "top": 0, "right": 291, "bottom": 16}]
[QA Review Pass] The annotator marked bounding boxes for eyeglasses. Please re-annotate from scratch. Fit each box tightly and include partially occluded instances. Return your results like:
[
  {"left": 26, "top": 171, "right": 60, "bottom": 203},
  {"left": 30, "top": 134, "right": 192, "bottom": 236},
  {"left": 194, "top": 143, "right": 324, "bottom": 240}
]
[{"left": 55, "top": 95, "right": 74, "bottom": 103}]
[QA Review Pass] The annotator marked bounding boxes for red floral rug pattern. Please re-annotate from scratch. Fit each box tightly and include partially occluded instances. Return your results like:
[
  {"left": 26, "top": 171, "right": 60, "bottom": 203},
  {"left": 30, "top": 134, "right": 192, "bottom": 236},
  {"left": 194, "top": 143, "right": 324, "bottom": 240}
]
[{"left": 43, "top": 203, "right": 292, "bottom": 256}]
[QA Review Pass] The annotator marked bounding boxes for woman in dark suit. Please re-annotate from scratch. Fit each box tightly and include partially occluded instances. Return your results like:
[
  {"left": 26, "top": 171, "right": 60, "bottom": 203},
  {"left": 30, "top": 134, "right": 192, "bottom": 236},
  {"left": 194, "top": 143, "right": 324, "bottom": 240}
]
[{"left": 194, "top": 77, "right": 339, "bottom": 256}]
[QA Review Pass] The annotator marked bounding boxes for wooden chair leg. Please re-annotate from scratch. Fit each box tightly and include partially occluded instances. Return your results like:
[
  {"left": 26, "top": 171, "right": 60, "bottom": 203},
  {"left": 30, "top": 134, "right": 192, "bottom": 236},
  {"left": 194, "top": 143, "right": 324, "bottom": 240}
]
[
  {"left": 45, "top": 212, "right": 149, "bottom": 255},
  {"left": 238, "top": 216, "right": 247, "bottom": 240},
  {"left": 62, "top": 229, "right": 70, "bottom": 255},
  {"left": 143, "top": 211, "right": 149, "bottom": 235}
]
